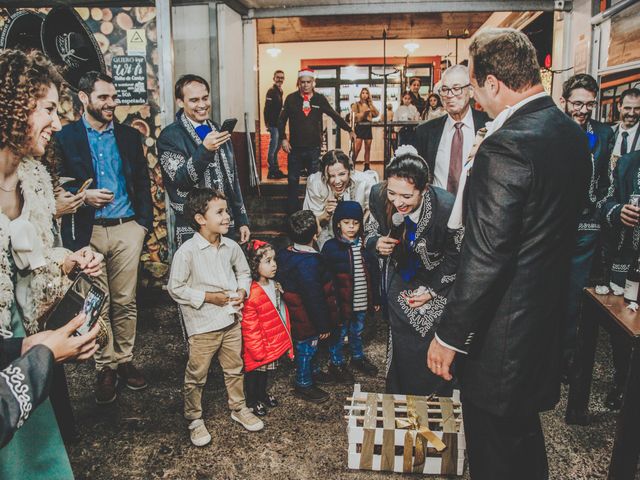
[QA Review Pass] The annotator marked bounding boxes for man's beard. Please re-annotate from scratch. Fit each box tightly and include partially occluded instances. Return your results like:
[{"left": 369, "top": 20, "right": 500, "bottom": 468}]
[
  {"left": 564, "top": 105, "right": 590, "bottom": 127},
  {"left": 87, "top": 103, "right": 112, "bottom": 124}
]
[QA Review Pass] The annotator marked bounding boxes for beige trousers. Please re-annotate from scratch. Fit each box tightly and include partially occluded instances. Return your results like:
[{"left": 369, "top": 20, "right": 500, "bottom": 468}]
[
  {"left": 183, "top": 321, "right": 246, "bottom": 420},
  {"left": 90, "top": 221, "right": 146, "bottom": 369}
]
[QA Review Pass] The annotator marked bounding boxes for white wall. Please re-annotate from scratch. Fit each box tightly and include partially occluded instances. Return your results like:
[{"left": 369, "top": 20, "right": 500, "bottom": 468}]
[
  {"left": 217, "top": 4, "right": 246, "bottom": 128},
  {"left": 257, "top": 37, "right": 471, "bottom": 132},
  {"left": 172, "top": 5, "right": 211, "bottom": 85}
]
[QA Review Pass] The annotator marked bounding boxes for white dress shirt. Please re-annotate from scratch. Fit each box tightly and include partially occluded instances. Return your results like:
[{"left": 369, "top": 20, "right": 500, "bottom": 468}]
[
  {"left": 613, "top": 121, "right": 640, "bottom": 156},
  {"left": 438, "top": 91, "right": 549, "bottom": 354},
  {"left": 168, "top": 232, "right": 251, "bottom": 337},
  {"left": 432, "top": 107, "right": 475, "bottom": 189}
]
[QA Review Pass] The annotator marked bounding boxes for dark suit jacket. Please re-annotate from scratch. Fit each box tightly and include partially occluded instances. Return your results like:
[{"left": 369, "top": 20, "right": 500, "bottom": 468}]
[
  {"left": 55, "top": 119, "right": 153, "bottom": 251},
  {"left": 602, "top": 150, "right": 640, "bottom": 227},
  {"left": 586, "top": 119, "right": 614, "bottom": 218},
  {"left": 436, "top": 96, "right": 591, "bottom": 417},
  {"left": 415, "top": 108, "right": 489, "bottom": 183}
]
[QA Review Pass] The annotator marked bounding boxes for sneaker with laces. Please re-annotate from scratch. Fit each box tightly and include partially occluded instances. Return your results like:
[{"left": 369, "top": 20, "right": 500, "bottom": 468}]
[
  {"left": 294, "top": 384, "right": 330, "bottom": 403},
  {"left": 231, "top": 407, "right": 264, "bottom": 431},
  {"left": 188, "top": 419, "right": 211, "bottom": 447},
  {"left": 95, "top": 367, "right": 117, "bottom": 405}
]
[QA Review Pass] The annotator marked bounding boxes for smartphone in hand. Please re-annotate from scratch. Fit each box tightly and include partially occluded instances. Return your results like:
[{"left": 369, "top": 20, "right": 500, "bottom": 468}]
[
  {"left": 220, "top": 118, "right": 237, "bottom": 134},
  {"left": 78, "top": 178, "right": 93, "bottom": 193}
]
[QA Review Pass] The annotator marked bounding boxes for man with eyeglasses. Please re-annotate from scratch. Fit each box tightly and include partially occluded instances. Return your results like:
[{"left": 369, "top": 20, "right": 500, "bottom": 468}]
[
  {"left": 264, "top": 70, "right": 286, "bottom": 179},
  {"left": 559, "top": 73, "right": 614, "bottom": 385},
  {"left": 415, "top": 64, "right": 488, "bottom": 195}
]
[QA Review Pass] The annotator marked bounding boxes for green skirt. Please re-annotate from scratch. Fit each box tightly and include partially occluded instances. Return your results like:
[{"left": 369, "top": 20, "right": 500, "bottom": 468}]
[{"left": 0, "top": 302, "right": 74, "bottom": 480}]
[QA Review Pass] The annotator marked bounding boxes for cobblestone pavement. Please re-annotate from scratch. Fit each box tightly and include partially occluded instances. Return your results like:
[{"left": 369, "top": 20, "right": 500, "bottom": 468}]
[{"left": 64, "top": 291, "right": 628, "bottom": 480}]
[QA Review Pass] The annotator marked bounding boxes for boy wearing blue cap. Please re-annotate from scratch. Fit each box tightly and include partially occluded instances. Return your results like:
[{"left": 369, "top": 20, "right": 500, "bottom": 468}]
[{"left": 322, "top": 201, "right": 380, "bottom": 378}]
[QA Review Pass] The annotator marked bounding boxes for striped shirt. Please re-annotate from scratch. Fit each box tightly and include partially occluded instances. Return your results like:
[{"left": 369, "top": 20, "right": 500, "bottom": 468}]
[{"left": 351, "top": 243, "right": 368, "bottom": 312}]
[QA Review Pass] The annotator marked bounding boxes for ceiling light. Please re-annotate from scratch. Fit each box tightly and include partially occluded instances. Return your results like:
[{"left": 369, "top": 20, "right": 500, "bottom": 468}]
[
  {"left": 267, "top": 21, "right": 281, "bottom": 58},
  {"left": 404, "top": 42, "right": 419, "bottom": 54}
]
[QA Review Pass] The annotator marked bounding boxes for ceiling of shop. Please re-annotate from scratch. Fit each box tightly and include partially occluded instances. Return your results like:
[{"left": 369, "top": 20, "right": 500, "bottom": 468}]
[
  {"left": 256, "top": 12, "right": 492, "bottom": 43},
  {"left": 225, "top": 0, "right": 571, "bottom": 18}
]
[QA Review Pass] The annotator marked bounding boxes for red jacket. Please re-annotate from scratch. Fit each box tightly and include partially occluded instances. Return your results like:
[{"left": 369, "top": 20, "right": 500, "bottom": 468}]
[{"left": 241, "top": 281, "right": 294, "bottom": 372}]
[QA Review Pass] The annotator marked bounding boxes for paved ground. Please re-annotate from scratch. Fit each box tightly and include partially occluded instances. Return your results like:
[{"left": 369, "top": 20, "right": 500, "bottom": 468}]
[{"left": 64, "top": 290, "right": 630, "bottom": 480}]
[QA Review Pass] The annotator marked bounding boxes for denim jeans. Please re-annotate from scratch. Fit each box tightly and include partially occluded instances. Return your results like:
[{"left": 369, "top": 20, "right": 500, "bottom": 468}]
[
  {"left": 328, "top": 311, "right": 366, "bottom": 365},
  {"left": 287, "top": 146, "right": 320, "bottom": 214},
  {"left": 267, "top": 126, "right": 280, "bottom": 174},
  {"left": 294, "top": 336, "right": 320, "bottom": 387}
]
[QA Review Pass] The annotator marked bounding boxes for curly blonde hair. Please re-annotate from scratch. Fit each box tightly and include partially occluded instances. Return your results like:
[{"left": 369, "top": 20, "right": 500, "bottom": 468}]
[{"left": 0, "top": 49, "right": 65, "bottom": 160}]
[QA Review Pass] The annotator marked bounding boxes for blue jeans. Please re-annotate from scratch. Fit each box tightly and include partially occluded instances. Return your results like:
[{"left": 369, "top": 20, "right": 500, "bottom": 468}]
[
  {"left": 564, "top": 229, "right": 599, "bottom": 357},
  {"left": 267, "top": 126, "right": 280, "bottom": 174},
  {"left": 294, "top": 336, "right": 320, "bottom": 387},
  {"left": 287, "top": 146, "right": 320, "bottom": 214},
  {"left": 329, "top": 311, "right": 366, "bottom": 365}
]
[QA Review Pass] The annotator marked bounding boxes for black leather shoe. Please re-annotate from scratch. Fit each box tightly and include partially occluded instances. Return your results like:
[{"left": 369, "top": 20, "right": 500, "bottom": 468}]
[
  {"left": 262, "top": 394, "right": 278, "bottom": 407},
  {"left": 274, "top": 170, "right": 287, "bottom": 179},
  {"left": 294, "top": 385, "right": 329, "bottom": 403},
  {"left": 350, "top": 357, "right": 379, "bottom": 376},
  {"left": 605, "top": 385, "right": 624, "bottom": 410},
  {"left": 327, "top": 362, "right": 355, "bottom": 384},
  {"left": 250, "top": 401, "right": 267, "bottom": 416}
]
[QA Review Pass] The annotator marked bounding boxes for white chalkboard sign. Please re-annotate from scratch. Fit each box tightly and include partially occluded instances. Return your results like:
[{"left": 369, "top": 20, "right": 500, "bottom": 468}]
[{"left": 111, "top": 55, "right": 147, "bottom": 105}]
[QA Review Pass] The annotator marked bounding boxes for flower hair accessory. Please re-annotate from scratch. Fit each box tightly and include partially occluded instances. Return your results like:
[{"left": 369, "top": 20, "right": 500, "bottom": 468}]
[
  {"left": 251, "top": 239, "right": 268, "bottom": 251},
  {"left": 389, "top": 144, "right": 429, "bottom": 170}
]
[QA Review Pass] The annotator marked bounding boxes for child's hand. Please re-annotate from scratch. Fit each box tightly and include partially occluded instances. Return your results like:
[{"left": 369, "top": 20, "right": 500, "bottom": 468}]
[
  {"left": 374, "top": 305, "right": 381, "bottom": 312},
  {"left": 205, "top": 291, "right": 230, "bottom": 306},
  {"left": 319, "top": 332, "right": 330, "bottom": 340}
]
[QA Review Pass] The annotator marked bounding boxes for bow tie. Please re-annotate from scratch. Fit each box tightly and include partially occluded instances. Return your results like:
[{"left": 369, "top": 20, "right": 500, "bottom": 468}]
[{"left": 195, "top": 124, "right": 212, "bottom": 141}]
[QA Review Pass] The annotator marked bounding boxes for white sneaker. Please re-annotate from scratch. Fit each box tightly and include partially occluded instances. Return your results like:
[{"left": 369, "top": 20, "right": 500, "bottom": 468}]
[
  {"left": 188, "top": 419, "right": 211, "bottom": 447},
  {"left": 231, "top": 407, "right": 264, "bottom": 432}
]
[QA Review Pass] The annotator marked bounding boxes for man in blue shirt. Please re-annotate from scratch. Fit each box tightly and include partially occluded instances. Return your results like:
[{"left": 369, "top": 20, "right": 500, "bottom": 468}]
[{"left": 56, "top": 72, "right": 153, "bottom": 405}]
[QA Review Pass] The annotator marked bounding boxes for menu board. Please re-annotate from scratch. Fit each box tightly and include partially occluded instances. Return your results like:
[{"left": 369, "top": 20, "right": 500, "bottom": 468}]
[{"left": 111, "top": 55, "right": 147, "bottom": 105}]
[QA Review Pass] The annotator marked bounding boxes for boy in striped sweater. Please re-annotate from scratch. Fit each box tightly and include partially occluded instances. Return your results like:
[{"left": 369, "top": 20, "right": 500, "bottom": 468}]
[{"left": 322, "top": 201, "right": 381, "bottom": 380}]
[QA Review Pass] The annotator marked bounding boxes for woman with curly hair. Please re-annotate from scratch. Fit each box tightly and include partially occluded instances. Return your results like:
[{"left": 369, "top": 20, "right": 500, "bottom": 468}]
[{"left": 0, "top": 49, "right": 103, "bottom": 478}]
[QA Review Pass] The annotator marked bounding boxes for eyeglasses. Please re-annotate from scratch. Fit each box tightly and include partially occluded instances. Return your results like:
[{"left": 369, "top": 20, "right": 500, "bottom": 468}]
[
  {"left": 567, "top": 100, "right": 597, "bottom": 111},
  {"left": 439, "top": 84, "right": 470, "bottom": 97}
]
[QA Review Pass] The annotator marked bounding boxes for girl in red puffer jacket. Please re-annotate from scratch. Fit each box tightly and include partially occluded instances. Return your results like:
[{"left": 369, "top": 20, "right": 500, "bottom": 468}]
[{"left": 241, "top": 240, "right": 294, "bottom": 416}]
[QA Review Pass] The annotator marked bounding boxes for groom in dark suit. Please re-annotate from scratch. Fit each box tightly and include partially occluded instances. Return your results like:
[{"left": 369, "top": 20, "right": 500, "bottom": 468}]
[
  {"left": 415, "top": 64, "right": 488, "bottom": 195},
  {"left": 427, "top": 29, "right": 590, "bottom": 479}
]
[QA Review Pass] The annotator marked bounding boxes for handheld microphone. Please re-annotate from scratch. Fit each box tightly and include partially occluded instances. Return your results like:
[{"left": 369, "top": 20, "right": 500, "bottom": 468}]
[{"left": 388, "top": 212, "right": 404, "bottom": 240}]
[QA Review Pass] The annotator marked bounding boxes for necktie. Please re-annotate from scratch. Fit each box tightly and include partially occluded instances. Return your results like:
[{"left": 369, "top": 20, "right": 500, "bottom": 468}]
[
  {"left": 302, "top": 94, "right": 311, "bottom": 116},
  {"left": 195, "top": 124, "right": 212, "bottom": 141},
  {"left": 447, "top": 122, "right": 464, "bottom": 195},
  {"left": 621, "top": 131, "right": 629, "bottom": 156}
]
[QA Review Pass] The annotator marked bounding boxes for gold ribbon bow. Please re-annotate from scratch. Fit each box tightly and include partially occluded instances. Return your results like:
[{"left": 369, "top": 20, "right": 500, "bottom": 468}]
[
  {"left": 396, "top": 411, "right": 446, "bottom": 452},
  {"left": 396, "top": 396, "right": 447, "bottom": 473}
]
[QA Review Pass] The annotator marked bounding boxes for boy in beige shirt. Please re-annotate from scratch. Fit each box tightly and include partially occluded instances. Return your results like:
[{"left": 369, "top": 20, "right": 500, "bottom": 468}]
[{"left": 168, "top": 187, "right": 263, "bottom": 447}]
